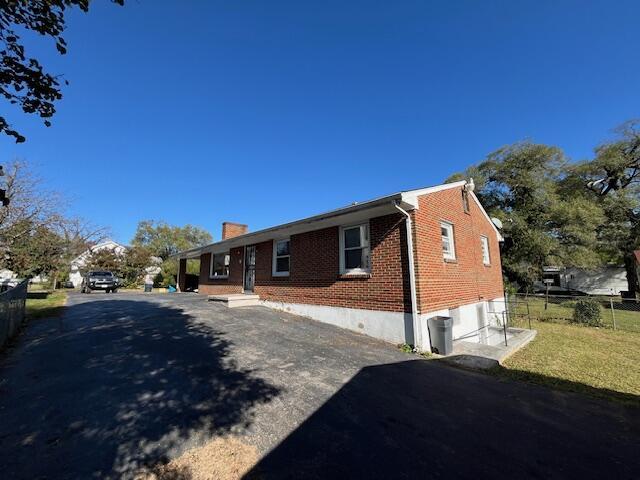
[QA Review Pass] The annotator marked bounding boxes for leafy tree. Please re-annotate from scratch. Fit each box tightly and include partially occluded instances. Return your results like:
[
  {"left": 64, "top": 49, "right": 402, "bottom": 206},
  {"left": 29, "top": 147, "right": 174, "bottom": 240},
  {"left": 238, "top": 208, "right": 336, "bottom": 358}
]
[
  {"left": 157, "top": 258, "right": 199, "bottom": 288},
  {"left": 120, "top": 245, "right": 153, "bottom": 287},
  {"left": 84, "top": 248, "right": 124, "bottom": 274},
  {"left": 0, "top": 160, "right": 62, "bottom": 239},
  {"left": 0, "top": 0, "right": 124, "bottom": 143},
  {"left": 5, "top": 221, "right": 65, "bottom": 279},
  {"left": 448, "top": 142, "right": 604, "bottom": 289},
  {"left": 0, "top": 160, "right": 107, "bottom": 284},
  {"left": 573, "top": 120, "right": 640, "bottom": 294},
  {"left": 132, "top": 220, "right": 212, "bottom": 261},
  {"left": 82, "top": 245, "right": 155, "bottom": 288}
]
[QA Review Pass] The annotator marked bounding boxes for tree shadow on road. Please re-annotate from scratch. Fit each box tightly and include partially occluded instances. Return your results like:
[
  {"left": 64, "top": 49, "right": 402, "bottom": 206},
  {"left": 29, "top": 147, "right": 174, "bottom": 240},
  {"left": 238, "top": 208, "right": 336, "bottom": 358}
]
[{"left": 0, "top": 298, "right": 280, "bottom": 479}]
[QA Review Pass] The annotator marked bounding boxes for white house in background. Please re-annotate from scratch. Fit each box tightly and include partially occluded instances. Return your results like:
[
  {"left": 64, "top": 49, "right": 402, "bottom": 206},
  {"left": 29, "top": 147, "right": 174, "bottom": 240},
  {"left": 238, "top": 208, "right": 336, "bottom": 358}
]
[
  {"left": 0, "top": 268, "right": 17, "bottom": 280},
  {"left": 69, "top": 239, "right": 127, "bottom": 287},
  {"left": 537, "top": 266, "right": 628, "bottom": 295},
  {"left": 69, "top": 239, "right": 163, "bottom": 287}
]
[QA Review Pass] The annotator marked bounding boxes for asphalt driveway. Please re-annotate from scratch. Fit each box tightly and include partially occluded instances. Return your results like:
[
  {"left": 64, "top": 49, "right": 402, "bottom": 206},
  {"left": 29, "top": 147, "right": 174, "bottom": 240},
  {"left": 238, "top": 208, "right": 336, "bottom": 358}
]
[{"left": 0, "top": 292, "right": 638, "bottom": 479}]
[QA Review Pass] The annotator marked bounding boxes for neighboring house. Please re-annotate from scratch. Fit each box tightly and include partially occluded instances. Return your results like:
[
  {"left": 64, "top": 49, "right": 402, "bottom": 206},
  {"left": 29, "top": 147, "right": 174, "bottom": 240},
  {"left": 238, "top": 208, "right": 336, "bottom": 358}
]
[
  {"left": 175, "top": 180, "right": 505, "bottom": 352},
  {"left": 0, "top": 268, "right": 46, "bottom": 284},
  {"left": 69, "top": 239, "right": 127, "bottom": 287},
  {"left": 0, "top": 268, "right": 17, "bottom": 280},
  {"left": 537, "top": 266, "right": 628, "bottom": 295},
  {"left": 0, "top": 268, "right": 47, "bottom": 284}
]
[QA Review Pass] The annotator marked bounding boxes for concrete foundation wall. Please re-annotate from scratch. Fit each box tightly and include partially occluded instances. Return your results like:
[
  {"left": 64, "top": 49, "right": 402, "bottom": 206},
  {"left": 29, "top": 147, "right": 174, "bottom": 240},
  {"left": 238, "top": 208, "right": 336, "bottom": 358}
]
[
  {"left": 262, "top": 300, "right": 413, "bottom": 345},
  {"left": 419, "top": 296, "right": 506, "bottom": 350}
]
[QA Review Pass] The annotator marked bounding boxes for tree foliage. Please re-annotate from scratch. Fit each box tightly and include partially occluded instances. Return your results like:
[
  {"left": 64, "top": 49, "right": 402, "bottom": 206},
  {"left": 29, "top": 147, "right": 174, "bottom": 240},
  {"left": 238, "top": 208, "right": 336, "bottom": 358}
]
[
  {"left": 448, "top": 142, "right": 604, "bottom": 288},
  {"left": 0, "top": 159, "right": 107, "bottom": 282},
  {"left": 5, "top": 221, "right": 65, "bottom": 278},
  {"left": 572, "top": 120, "right": 640, "bottom": 293},
  {"left": 0, "top": 0, "right": 124, "bottom": 142},
  {"left": 132, "top": 220, "right": 212, "bottom": 261},
  {"left": 449, "top": 121, "right": 640, "bottom": 294},
  {"left": 83, "top": 245, "right": 154, "bottom": 288}
]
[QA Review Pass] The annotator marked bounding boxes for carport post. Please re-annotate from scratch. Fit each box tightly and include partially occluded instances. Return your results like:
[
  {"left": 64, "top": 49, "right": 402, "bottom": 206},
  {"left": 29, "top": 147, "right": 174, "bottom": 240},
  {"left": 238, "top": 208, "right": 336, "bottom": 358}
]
[{"left": 178, "top": 258, "right": 187, "bottom": 292}]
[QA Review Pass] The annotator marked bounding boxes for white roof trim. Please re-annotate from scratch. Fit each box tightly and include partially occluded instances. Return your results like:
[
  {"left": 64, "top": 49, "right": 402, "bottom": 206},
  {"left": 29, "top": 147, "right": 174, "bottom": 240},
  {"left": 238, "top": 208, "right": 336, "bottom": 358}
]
[
  {"left": 469, "top": 191, "right": 503, "bottom": 241},
  {"left": 399, "top": 180, "right": 466, "bottom": 207},
  {"left": 174, "top": 180, "right": 502, "bottom": 259}
]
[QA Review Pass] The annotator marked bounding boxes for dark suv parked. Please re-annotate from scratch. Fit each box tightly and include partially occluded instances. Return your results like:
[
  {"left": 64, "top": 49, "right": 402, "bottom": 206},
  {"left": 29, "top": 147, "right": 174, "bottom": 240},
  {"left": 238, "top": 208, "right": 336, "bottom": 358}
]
[{"left": 81, "top": 271, "right": 120, "bottom": 293}]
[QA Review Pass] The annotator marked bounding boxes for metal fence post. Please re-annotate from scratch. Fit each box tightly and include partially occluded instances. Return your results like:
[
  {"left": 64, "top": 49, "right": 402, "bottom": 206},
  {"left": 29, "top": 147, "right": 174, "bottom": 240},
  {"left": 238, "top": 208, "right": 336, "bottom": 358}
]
[
  {"left": 610, "top": 296, "right": 617, "bottom": 331},
  {"left": 502, "top": 312, "right": 508, "bottom": 346},
  {"left": 545, "top": 284, "right": 549, "bottom": 310}
]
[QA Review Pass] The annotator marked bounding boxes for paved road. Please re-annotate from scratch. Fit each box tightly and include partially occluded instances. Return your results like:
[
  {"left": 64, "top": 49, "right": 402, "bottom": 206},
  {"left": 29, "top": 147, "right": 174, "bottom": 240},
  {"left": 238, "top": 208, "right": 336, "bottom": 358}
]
[{"left": 0, "top": 293, "right": 638, "bottom": 479}]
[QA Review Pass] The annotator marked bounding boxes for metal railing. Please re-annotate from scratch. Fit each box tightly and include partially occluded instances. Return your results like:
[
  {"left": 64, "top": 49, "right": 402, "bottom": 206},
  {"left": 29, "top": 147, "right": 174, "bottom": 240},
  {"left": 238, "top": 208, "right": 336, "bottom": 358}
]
[
  {"left": 0, "top": 279, "right": 28, "bottom": 350},
  {"left": 506, "top": 293, "right": 640, "bottom": 333}
]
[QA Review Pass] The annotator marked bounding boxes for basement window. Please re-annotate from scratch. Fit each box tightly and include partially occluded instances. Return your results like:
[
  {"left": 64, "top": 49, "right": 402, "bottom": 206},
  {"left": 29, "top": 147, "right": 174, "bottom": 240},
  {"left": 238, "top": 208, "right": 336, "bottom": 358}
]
[
  {"left": 272, "top": 238, "right": 290, "bottom": 277},
  {"left": 210, "top": 252, "right": 230, "bottom": 278},
  {"left": 441, "top": 221, "right": 456, "bottom": 261},
  {"left": 481, "top": 235, "right": 491, "bottom": 265},
  {"left": 340, "top": 223, "right": 370, "bottom": 274}
]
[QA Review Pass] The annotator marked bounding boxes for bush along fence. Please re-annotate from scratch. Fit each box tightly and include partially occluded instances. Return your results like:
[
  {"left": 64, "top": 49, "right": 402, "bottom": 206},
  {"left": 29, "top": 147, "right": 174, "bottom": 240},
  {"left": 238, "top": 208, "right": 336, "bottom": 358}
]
[
  {"left": 506, "top": 293, "right": 640, "bottom": 333},
  {"left": 0, "top": 279, "right": 28, "bottom": 350}
]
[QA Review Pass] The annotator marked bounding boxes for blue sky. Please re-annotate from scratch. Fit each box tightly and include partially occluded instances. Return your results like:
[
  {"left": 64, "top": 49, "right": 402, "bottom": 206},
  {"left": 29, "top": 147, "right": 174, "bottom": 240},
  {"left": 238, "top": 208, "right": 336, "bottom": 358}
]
[{"left": 1, "top": 0, "right": 638, "bottom": 243}]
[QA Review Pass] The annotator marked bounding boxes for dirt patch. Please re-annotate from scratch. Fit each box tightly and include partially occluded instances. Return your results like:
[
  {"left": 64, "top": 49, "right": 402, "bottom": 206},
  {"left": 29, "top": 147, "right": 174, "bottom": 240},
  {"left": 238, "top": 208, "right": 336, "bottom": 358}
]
[{"left": 136, "top": 436, "right": 259, "bottom": 480}]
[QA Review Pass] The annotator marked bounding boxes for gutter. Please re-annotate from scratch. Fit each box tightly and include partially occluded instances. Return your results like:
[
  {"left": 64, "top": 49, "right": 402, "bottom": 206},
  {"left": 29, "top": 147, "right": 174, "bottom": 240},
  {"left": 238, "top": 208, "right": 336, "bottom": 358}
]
[
  {"left": 394, "top": 201, "right": 426, "bottom": 350},
  {"left": 173, "top": 181, "right": 472, "bottom": 260},
  {"left": 172, "top": 192, "right": 406, "bottom": 259}
]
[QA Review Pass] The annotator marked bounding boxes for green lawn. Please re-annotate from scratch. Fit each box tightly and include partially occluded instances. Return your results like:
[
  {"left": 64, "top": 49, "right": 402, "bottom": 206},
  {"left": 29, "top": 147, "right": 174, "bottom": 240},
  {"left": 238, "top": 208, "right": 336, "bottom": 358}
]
[
  {"left": 26, "top": 290, "right": 67, "bottom": 320},
  {"left": 492, "top": 320, "right": 640, "bottom": 406},
  {"left": 512, "top": 296, "right": 640, "bottom": 333}
]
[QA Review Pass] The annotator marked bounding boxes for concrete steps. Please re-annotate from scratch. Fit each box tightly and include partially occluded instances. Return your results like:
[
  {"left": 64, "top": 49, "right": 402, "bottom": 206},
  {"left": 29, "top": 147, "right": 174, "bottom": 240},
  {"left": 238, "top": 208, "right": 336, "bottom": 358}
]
[{"left": 207, "top": 293, "right": 260, "bottom": 308}]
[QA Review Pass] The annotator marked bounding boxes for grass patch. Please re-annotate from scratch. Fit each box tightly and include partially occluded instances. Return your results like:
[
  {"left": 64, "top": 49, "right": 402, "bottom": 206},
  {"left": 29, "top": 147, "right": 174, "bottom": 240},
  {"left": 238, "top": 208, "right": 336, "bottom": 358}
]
[
  {"left": 26, "top": 290, "right": 67, "bottom": 320},
  {"left": 492, "top": 320, "right": 640, "bottom": 407},
  {"left": 513, "top": 297, "right": 640, "bottom": 333}
]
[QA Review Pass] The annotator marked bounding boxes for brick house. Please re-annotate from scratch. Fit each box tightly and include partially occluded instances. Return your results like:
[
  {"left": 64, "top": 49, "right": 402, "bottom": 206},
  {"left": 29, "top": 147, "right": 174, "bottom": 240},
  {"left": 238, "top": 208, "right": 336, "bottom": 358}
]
[{"left": 175, "top": 180, "right": 505, "bottom": 351}]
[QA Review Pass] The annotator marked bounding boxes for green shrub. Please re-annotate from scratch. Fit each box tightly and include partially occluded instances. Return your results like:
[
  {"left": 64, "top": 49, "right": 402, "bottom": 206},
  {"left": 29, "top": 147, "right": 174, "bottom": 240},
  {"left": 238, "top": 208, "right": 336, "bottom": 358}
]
[
  {"left": 572, "top": 298, "right": 603, "bottom": 327},
  {"left": 399, "top": 343, "right": 415, "bottom": 353}
]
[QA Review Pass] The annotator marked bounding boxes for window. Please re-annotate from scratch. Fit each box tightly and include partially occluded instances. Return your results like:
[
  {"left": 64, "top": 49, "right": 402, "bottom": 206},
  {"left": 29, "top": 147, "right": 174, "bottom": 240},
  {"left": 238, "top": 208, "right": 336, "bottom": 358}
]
[
  {"left": 542, "top": 272, "right": 561, "bottom": 287},
  {"left": 440, "top": 221, "right": 456, "bottom": 260},
  {"left": 272, "top": 238, "right": 290, "bottom": 276},
  {"left": 340, "top": 223, "right": 370, "bottom": 274},
  {"left": 210, "top": 252, "right": 230, "bottom": 278},
  {"left": 481, "top": 236, "right": 490, "bottom": 265}
]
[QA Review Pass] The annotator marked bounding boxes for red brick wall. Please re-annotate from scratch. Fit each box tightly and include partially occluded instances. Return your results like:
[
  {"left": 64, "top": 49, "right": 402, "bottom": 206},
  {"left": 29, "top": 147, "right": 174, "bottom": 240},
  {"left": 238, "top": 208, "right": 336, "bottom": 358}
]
[
  {"left": 198, "top": 250, "right": 244, "bottom": 295},
  {"left": 197, "top": 194, "right": 503, "bottom": 314},
  {"left": 222, "top": 222, "right": 248, "bottom": 240},
  {"left": 412, "top": 187, "right": 504, "bottom": 312},
  {"left": 198, "top": 213, "right": 411, "bottom": 312}
]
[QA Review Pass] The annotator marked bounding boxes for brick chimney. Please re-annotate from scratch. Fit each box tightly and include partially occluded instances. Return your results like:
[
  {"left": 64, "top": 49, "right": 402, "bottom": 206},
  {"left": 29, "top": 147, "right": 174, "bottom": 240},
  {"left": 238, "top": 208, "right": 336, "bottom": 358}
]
[{"left": 222, "top": 222, "right": 248, "bottom": 240}]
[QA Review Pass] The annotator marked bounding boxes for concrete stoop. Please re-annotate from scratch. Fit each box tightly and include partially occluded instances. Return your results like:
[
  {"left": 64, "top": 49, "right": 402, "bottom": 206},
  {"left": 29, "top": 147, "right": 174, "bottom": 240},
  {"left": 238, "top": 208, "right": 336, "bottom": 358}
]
[
  {"left": 207, "top": 293, "right": 260, "bottom": 308},
  {"left": 444, "top": 328, "right": 538, "bottom": 370}
]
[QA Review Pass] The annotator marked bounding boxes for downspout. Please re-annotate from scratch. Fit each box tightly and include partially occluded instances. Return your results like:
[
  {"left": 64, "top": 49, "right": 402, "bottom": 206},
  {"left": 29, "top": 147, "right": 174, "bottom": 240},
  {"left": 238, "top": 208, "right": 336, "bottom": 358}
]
[{"left": 394, "top": 202, "right": 426, "bottom": 350}]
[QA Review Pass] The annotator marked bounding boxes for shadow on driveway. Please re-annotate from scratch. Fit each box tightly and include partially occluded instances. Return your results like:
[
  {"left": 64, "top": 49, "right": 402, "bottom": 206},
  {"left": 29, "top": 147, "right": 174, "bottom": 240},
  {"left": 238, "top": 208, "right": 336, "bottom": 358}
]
[
  {"left": 245, "top": 359, "right": 640, "bottom": 480},
  {"left": 0, "top": 298, "right": 280, "bottom": 479}
]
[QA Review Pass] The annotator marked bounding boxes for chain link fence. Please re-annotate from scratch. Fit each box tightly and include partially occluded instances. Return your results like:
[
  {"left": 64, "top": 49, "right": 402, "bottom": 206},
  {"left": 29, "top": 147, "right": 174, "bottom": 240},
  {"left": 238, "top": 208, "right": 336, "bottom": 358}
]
[
  {"left": 0, "top": 279, "right": 28, "bottom": 350},
  {"left": 504, "top": 293, "right": 640, "bottom": 333}
]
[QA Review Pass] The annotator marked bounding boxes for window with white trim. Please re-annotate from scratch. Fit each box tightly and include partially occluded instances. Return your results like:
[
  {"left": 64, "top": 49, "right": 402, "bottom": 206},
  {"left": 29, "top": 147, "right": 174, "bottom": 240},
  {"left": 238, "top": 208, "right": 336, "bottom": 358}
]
[
  {"left": 481, "top": 235, "right": 490, "bottom": 265},
  {"left": 440, "top": 221, "right": 456, "bottom": 260},
  {"left": 210, "top": 252, "right": 230, "bottom": 278},
  {"left": 340, "top": 223, "right": 370, "bottom": 274},
  {"left": 272, "top": 238, "right": 290, "bottom": 276}
]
